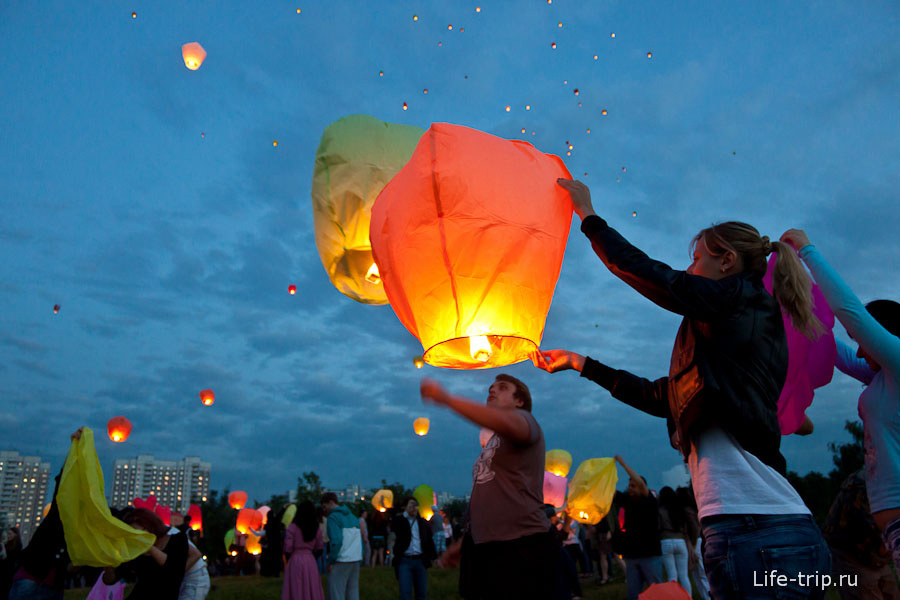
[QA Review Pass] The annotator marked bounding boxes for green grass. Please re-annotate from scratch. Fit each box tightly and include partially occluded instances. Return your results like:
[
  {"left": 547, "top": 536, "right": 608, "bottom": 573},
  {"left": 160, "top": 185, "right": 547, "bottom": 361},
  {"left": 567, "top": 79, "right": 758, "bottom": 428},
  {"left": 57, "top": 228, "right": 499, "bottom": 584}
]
[{"left": 64, "top": 567, "right": 843, "bottom": 599}]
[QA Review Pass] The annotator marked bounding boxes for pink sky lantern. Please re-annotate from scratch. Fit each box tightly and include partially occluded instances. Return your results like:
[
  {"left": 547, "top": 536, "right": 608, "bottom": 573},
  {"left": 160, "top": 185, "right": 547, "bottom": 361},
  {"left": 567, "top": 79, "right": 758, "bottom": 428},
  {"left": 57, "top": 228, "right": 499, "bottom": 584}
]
[
  {"left": 763, "top": 252, "right": 837, "bottom": 434},
  {"left": 133, "top": 494, "right": 157, "bottom": 510},
  {"left": 154, "top": 505, "right": 171, "bottom": 526},
  {"left": 258, "top": 505, "right": 271, "bottom": 526},
  {"left": 370, "top": 122, "right": 573, "bottom": 369},
  {"left": 543, "top": 471, "right": 567, "bottom": 508}
]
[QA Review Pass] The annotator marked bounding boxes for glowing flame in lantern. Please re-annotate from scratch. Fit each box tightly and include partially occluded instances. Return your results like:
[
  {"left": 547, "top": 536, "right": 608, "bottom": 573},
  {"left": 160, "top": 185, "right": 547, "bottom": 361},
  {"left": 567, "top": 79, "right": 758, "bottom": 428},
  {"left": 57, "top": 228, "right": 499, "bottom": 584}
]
[
  {"left": 413, "top": 356, "right": 425, "bottom": 369},
  {"left": 365, "top": 263, "right": 381, "bottom": 285},
  {"left": 469, "top": 336, "right": 492, "bottom": 362},
  {"left": 413, "top": 417, "right": 430, "bottom": 436},
  {"left": 288, "top": 284, "right": 297, "bottom": 295},
  {"left": 200, "top": 389, "right": 215, "bottom": 406}
]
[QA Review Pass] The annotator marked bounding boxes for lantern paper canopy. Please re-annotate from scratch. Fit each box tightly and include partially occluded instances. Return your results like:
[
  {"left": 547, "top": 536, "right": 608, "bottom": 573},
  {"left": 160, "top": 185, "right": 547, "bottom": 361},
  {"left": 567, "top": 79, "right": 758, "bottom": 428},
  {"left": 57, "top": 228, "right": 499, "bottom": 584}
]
[
  {"left": 311, "top": 114, "right": 425, "bottom": 304},
  {"left": 413, "top": 484, "right": 434, "bottom": 519},
  {"left": 543, "top": 471, "right": 568, "bottom": 507},
  {"left": 236, "top": 508, "right": 263, "bottom": 534},
  {"left": 288, "top": 284, "right": 297, "bottom": 295},
  {"left": 106, "top": 416, "right": 132, "bottom": 443},
  {"left": 259, "top": 505, "right": 271, "bottom": 526},
  {"left": 187, "top": 504, "right": 203, "bottom": 531},
  {"left": 229, "top": 491, "right": 248, "bottom": 510},
  {"left": 413, "top": 417, "right": 430, "bottom": 436},
  {"left": 199, "top": 389, "right": 215, "bottom": 406},
  {"left": 567, "top": 458, "right": 618, "bottom": 525},
  {"left": 246, "top": 532, "right": 262, "bottom": 555},
  {"left": 154, "top": 505, "right": 171, "bottom": 527},
  {"left": 372, "top": 489, "right": 394, "bottom": 512},
  {"left": 545, "top": 449, "right": 573, "bottom": 477},
  {"left": 763, "top": 252, "right": 837, "bottom": 434},
  {"left": 370, "top": 123, "right": 574, "bottom": 369},
  {"left": 182, "top": 42, "right": 207, "bottom": 70},
  {"left": 282, "top": 504, "right": 297, "bottom": 527}
]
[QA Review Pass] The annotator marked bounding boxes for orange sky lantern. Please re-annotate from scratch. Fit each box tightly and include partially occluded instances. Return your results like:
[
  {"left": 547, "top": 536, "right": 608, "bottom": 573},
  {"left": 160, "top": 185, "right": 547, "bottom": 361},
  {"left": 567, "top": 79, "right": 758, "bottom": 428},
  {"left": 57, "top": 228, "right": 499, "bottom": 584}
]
[
  {"left": 181, "top": 42, "right": 207, "bottom": 70},
  {"left": 288, "top": 284, "right": 296, "bottom": 295},
  {"left": 370, "top": 123, "right": 573, "bottom": 369},
  {"left": 199, "top": 389, "right": 215, "bottom": 406},
  {"left": 236, "top": 508, "right": 263, "bottom": 534},
  {"left": 545, "top": 449, "right": 573, "bottom": 477},
  {"left": 372, "top": 489, "right": 393, "bottom": 512},
  {"left": 311, "top": 115, "right": 424, "bottom": 305},
  {"left": 413, "top": 356, "right": 425, "bottom": 369},
  {"left": 106, "top": 416, "right": 132, "bottom": 443},
  {"left": 413, "top": 417, "right": 430, "bottom": 436},
  {"left": 187, "top": 504, "right": 203, "bottom": 531},
  {"left": 53, "top": 304, "right": 60, "bottom": 314},
  {"left": 228, "top": 491, "right": 247, "bottom": 510},
  {"left": 246, "top": 532, "right": 262, "bottom": 555}
]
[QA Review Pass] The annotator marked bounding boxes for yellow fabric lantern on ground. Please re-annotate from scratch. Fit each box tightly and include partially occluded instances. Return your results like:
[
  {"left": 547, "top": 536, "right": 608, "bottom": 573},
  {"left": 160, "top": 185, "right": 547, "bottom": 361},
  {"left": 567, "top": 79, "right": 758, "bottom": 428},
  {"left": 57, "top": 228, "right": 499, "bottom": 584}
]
[
  {"left": 545, "top": 449, "right": 573, "bottom": 477},
  {"left": 57, "top": 428, "right": 155, "bottom": 566},
  {"left": 182, "top": 42, "right": 206, "bottom": 70},
  {"left": 413, "top": 484, "right": 435, "bottom": 519},
  {"left": 567, "top": 458, "right": 618, "bottom": 525},
  {"left": 372, "top": 489, "right": 394, "bottom": 512},
  {"left": 311, "top": 114, "right": 425, "bottom": 304},
  {"left": 370, "top": 123, "right": 573, "bottom": 368},
  {"left": 413, "top": 417, "right": 430, "bottom": 436}
]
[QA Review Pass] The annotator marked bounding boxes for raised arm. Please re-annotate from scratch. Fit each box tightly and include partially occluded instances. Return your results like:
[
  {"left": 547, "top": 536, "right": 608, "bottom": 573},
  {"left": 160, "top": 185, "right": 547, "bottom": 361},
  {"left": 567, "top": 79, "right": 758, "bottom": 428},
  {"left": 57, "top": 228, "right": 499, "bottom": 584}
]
[
  {"left": 420, "top": 379, "right": 532, "bottom": 444},
  {"left": 835, "top": 338, "right": 875, "bottom": 384},
  {"left": 615, "top": 455, "right": 649, "bottom": 497}
]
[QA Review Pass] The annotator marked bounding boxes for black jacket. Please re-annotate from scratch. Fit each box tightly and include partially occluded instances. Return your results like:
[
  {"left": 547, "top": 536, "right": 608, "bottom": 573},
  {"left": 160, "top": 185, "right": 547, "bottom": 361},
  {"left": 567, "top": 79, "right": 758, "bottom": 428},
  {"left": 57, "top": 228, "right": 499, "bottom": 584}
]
[
  {"left": 391, "top": 512, "right": 437, "bottom": 570},
  {"left": 579, "top": 215, "right": 788, "bottom": 474}
]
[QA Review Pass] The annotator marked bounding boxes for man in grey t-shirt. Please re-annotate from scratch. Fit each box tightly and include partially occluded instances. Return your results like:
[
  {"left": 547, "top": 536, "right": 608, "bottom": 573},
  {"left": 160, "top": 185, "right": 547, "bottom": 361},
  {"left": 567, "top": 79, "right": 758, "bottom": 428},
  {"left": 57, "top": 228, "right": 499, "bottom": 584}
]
[{"left": 421, "top": 374, "right": 554, "bottom": 599}]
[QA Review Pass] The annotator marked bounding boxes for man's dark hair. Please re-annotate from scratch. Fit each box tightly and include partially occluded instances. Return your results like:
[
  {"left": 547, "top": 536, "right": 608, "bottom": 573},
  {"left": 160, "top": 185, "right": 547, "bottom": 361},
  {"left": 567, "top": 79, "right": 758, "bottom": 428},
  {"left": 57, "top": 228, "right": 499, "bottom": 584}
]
[
  {"left": 400, "top": 496, "right": 418, "bottom": 510},
  {"left": 123, "top": 508, "right": 169, "bottom": 538},
  {"left": 866, "top": 300, "right": 900, "bottom": 338},
  {"left": 495, "top": 373, "right": 532, "bottom": 412},
  {"left": 320, "top": 492, "right": 338, "bottom": 505}
]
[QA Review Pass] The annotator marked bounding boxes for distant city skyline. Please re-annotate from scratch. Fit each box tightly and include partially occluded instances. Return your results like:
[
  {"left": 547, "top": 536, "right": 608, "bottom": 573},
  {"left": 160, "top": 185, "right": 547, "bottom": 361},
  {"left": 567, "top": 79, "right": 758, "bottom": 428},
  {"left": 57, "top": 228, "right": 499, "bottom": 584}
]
[{"left": 0, "top": 450, "right": 52, "bottom": 544}]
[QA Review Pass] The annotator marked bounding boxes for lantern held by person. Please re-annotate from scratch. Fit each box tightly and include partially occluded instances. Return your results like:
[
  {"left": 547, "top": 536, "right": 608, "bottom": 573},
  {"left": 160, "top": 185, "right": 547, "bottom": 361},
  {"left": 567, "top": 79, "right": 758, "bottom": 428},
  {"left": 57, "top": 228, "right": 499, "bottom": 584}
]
[
  {"left": 370, "top": 123, "right": 573, "bottom": 368},
  {"left": 372, "top": 489, "right": 394, "bottom": 512},
  {"left": 413, "top": 417, "right": 430, "bottom": 436},
  {"left": 182, "top": 42, "right": 207, "bottom": 70},
  {"left": 236, "top": 508, "right": 263, "bottom": 534},
  {"left": 199, "top": 389, "right": 215, "bottom": 406},
  {"left": 228, "top": 491, "right": 248, "bottom": 510},
  {"left": 413, "top": 484, "right": 434, "bottom": 519},
  {"left": 567, "top": 458, "right": 618, "bottom": 524},
  {"left": 543, "top": 471, "right": 568, "bottom": 507},
  {"left": 311, "top": 114, "right": 425, "bottom": 304},
  {"left": 545, "top": 449, "right": 573, "bottom": 477},
  {"left": 281, "top": 504, "right": 297, "bottom": 527},
  {"left": 258, "top": 505, "right": 271, "bottom": 526},
  {"left": 187, "top": 504, "right": 203, "bottom": 531},
  {"left": 106, "top": 417, "right": 132, "bottom": 443},
  {"left": 246, "top": 532, "right": 262, "bottom": 555}
]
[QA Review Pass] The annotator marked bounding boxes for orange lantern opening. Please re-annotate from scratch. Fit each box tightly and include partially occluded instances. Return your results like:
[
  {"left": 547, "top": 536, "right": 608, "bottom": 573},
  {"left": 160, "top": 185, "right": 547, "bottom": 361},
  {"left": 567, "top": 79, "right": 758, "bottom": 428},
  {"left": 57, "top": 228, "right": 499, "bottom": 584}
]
[
  {"left": 199, "top": 389, "right": 215, "bottom": 406},
  {"left": 413, "top": 417, "right": 430, "bottom": 436},
  {"left": 370, "top": 123, "right": 573, "bottom": 369},
  {"left": 228, "top": 491, "right": 247, "bottom": 510},
  {"left": 182, "top": 42, "right": 207, "bottom": 70},
  {"left": 236, "top": 508, "right": 263, "bottom": 534},
  {"left": 106, "top": 416, "right": 132, "bottom": 443}
]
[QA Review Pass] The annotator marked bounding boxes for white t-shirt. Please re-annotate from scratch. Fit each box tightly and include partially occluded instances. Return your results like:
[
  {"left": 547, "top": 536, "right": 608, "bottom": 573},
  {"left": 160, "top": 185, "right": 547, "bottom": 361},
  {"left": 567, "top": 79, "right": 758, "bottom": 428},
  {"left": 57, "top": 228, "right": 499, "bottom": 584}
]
[{"left": 688, "top": 427, "right": 809, "bottom": 520}]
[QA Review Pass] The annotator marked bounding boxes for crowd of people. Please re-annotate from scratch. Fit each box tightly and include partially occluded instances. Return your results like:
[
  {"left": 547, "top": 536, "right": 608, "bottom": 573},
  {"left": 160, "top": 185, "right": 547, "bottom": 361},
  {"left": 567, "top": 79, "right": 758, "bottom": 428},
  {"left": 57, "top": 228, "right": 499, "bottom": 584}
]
[{"left": 2, "top": 176, "right": 899, "bottom": 600}]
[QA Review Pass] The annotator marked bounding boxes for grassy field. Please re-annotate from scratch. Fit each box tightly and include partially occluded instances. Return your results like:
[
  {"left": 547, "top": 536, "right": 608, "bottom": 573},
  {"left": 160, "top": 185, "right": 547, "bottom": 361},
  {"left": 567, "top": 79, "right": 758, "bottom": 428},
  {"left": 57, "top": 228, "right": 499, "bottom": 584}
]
[{"left": 63, "top": 567, "right": 844, "bottom": 599}]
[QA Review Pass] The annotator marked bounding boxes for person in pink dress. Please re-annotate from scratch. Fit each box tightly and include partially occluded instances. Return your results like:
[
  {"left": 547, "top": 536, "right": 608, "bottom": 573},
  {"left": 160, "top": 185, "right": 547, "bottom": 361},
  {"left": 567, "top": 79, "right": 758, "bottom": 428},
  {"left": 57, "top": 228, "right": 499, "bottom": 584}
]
[{"left": 283, "top": 501, "right": 325, "bottom": 600}]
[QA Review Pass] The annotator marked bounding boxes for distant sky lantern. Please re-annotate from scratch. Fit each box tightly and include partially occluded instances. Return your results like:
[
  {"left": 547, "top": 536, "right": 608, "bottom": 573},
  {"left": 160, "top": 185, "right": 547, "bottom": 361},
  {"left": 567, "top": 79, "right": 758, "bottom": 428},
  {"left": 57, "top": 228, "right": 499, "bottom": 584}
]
[
  {"left": 476, "top": 6, "right": 481, "bottom": 11},
  {"left": 413, "top": 484, "right": 435, "bottom": 519},
  {"left": 647, "top": 51, "right": 652, "bottom": 58},
  {"left": 545, "top": 449, "right": 573, "bottom": 477},
  {"left": 551, "top": 42, "right": 557, "bottom": 49},
  {"left": 187, "top": 504, "right": 203, "bottom": 531},
  {"left": 611, "top": 32, "right": 615, "bottom": 38},
  {"left": 413, "top": 417, "right": 430, "bottom": 436},
  {"left": 573, "top": 88, "right": 579, "bottom": 95},
  {"left": 53, "top": 304, "right": 60, "bottom": 314},
  {"left": 181, "top": 42, "right": 206, "bottom": 70},
  {"left": 296, "top": 8, "right": 301, "bottom": 13},
  {"left": 106, "top": 416, "right": 132, "bottom": 443},
  {"left": 413, "top": 356, "right": 425, "bottom": 369},
  {"left": 132, "top": 12, "right": 136, "bottom": 18},
  {"left": 413, "top": 14, "right": 418, "bottom": 20},
  {"left": 370, "top": 123, "right": 573, "bottom": 369},
  {"left": 273, "top": 140, "right": 278, "bottom": 147},
  {"left": 228, "top": 491, "right": 247, "bottom": 510},
  {"left": 199, "top": 389, "right": 215, "bottom": 406},
  {"left": 505, "top": 105, "right": 511, "bottom": 112},
  {"left": 288, "top": 284, "right": 297, "bottom": 295},
  {"left": 372, "top": 489, "right": 393, "bottom": 512},
  {"left": 602, "top": 109, "right": 608, "bottom": 115},
  {"left": 236, "top": 508, "right": 263, "bottom": 534},
  {"left": 594, "top": 55, "right": 598, "bottom": 60},
  {"left": 311, "top": 114, "right": 424, "bottom": 305},
  {"left": 402, "top": 102, "right": 408, "bottom": 110},
  {"left": 246, "top": 532, "right": 262, "bottom": 555},
  {"left": 632, "top": 211, "right": 637, "bottom": 217},
  {"left": 543, "top": 471, "right": 567, "bottom": 507},
  {"left": 567, "top": 458, "right": 618, "bottom": 524}
]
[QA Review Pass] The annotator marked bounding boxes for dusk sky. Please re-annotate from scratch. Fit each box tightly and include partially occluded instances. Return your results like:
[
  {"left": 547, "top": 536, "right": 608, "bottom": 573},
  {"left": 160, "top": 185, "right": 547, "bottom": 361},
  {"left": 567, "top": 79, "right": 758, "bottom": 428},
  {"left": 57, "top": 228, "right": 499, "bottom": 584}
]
[{"left": 2, "top": 1, "right": 898, "bottom": 507}]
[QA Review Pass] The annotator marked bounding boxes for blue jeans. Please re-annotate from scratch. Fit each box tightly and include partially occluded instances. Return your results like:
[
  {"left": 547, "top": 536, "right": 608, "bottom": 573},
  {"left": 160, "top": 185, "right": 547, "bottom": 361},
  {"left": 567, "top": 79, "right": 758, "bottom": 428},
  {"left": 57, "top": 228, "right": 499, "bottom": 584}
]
[
  {"left": 702, "top": 514, "right": 831, "bottom": 599},
  {"left": 396, "top": 556, "right": 428, "bottom": 600},
  {"left": 625, "top": 556, "right": 663, "bottom": 600}
]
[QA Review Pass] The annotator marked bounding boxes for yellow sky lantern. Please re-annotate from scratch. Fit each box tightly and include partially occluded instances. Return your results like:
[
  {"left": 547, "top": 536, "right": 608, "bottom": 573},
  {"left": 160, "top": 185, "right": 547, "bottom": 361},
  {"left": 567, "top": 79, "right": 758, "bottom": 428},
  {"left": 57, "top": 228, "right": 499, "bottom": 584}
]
[
  {"left": 181, "top": 42, "right": 207, "bottom": 71},
  {"left": 413, "top": 484, "right": 434, "bottom": 519},
  {"left": 545, "top": 449, "right": 573, "bottom": 477},
  {"left": 372, "top": 489, "right": 394, "bottom": 512},
  {"left": 370, "top": 123, "right": 573, "bottom": 369},
  {"left": 567, "top": 458, "right": 618, "bottom": 525},
  {"left": 413, "top": 417, "right": 430, "bottom": 436},
  {"left": 281, "top": 504, "right": 297, "bottom": 527},
  {"left": 311, "top": 114, "right": 424, "bottom": 305},
  {"left": 106, "top": 416, "right": 132, "bottom": 443}
]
